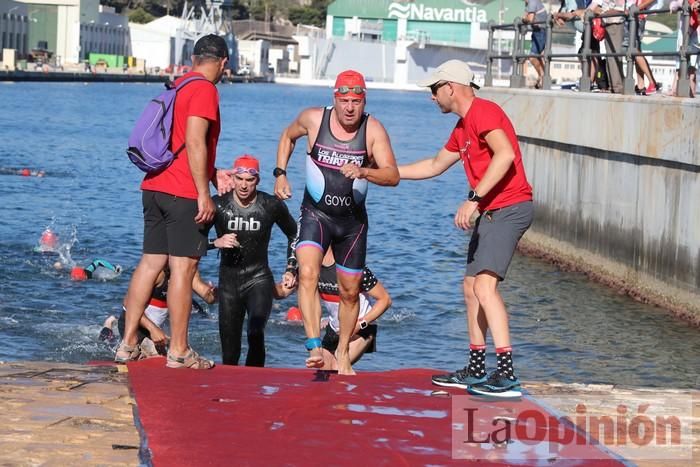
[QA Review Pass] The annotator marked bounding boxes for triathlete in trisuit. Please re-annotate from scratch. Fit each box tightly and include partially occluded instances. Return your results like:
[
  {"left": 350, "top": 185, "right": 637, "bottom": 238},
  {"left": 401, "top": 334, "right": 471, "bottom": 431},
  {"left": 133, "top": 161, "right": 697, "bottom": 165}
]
[{"left": 274, "top": 70, "right": 399, "bottom": 375}]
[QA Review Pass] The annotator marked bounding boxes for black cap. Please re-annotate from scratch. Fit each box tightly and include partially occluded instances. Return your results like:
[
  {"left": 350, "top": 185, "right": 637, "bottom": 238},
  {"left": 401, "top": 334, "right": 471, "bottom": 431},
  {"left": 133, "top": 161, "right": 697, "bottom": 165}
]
[{"left": 193, "top": 34, "right": 228, "bottom": 59}]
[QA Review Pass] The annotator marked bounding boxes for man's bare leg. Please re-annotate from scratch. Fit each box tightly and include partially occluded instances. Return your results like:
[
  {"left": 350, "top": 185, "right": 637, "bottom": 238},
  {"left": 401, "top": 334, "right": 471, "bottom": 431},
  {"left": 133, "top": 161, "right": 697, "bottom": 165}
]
[
  {"left": 472, "top": 272, "right": 510, "bottom": 348},
  {"left": 463, "top": 276, "right": 488, "bottom": 346},
  {"left": 529, "top": 57, "right": 544, "bottom": 87},
  {"left": 336, "top": 271, "right": 361, "bottom": 375},
  {"left": 166, "top": 255, "right": 199, "bottom": 356},
  {"left": 296, "top": 246, "right": 324, "bottom": 368},
  {"left": 120, "top": 254, "right": 168, "bottom": 349}
]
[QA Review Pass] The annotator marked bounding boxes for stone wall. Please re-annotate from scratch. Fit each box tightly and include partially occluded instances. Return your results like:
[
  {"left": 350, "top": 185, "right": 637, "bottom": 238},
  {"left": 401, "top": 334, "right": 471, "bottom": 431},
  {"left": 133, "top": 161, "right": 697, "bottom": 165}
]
[{"left": 480, "top": 89, "right": 700, "bottom": 323}]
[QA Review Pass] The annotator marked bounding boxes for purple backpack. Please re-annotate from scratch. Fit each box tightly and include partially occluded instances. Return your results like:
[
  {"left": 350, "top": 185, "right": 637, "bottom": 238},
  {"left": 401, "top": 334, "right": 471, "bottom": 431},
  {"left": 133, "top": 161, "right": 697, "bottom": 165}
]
[{"left": 127, "top": 76, "right": 206, "bottom": 173}]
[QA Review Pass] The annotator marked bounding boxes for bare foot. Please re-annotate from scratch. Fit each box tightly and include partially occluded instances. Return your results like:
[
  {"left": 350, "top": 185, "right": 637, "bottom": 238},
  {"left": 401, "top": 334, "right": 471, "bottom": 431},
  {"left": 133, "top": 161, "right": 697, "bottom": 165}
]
[
  {"left": 305, "top": 347, "right": 324, "bottom": 368},
  {"left": 336, "top": 352, "right": 355, "bottom": 376}
]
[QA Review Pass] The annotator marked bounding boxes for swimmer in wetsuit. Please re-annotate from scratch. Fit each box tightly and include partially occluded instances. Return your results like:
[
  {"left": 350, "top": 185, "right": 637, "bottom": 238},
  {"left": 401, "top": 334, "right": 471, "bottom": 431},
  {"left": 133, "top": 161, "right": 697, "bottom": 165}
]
[
  {"left": 70, "top": 259, "right": 122, "bottom": 281},
  {"left": 210, "top": 155, "right": 298, "bottom": 367},
  {"left": 274, "top": 70, "right": 399, "bottom": 375}
]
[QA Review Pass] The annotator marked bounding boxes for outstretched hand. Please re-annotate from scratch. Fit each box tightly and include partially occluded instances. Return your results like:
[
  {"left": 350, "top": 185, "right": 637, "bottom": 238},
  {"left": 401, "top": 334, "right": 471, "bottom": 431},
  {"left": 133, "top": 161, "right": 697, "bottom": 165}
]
[{"left": 216, "top": 168, "right": 235, "bottom": 195}]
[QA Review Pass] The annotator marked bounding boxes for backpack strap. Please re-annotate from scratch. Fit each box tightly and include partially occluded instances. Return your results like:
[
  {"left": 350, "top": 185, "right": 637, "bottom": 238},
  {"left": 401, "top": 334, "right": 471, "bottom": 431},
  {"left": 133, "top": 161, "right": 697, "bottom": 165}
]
[{"left": 170, "top": 75, "right": 213, "bottom": 157}]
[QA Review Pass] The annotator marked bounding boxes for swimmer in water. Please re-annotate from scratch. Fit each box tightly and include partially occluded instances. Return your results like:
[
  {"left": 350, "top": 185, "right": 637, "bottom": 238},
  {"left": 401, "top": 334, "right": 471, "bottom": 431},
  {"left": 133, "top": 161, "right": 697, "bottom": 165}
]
[
  {"left": 70, "top": 259, "right": 122, "bottom": 281},
  {"left": 34, "top": 228, "right": 60, "bottom": 253}
]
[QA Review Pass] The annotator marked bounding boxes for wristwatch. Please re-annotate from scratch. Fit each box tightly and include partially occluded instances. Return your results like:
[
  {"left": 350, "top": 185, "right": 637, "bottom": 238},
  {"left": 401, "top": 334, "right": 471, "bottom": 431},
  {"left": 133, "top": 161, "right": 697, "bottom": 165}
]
[
  {"left": 359, "top": 320, "right": 368, "bottom": 330},
  {"left": 272, "top": 167, "right": 287, "bottom": 178},
  {"left": 467, "top": 190, "right": 483, "bottom": 202}
]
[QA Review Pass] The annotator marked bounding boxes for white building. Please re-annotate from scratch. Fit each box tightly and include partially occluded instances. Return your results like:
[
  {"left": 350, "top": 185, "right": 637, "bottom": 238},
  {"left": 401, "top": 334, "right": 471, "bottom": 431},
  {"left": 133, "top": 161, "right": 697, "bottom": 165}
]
[
  {"left": 237, "top": 38, "right": 269, "bottom": 76},
  {"left": 129, "top": 15, "right": 183, "bottom": 70}
]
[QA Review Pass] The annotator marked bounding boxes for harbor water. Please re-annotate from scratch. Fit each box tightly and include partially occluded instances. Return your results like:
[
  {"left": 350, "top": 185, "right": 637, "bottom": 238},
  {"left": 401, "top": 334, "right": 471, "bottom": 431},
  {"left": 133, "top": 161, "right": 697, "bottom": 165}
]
[{"left": 0, "top": 82, "right": 698, "bottom": 389}]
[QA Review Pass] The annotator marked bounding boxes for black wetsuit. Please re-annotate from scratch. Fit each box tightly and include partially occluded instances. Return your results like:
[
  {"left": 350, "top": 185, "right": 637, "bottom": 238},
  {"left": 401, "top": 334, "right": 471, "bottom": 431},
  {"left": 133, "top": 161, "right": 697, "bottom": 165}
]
[
  {"left": 211, "top": 191, "right": 297, "bottom": 366},
  {"left": 297, "top": 106, "right": 371, "bottom": 274}
]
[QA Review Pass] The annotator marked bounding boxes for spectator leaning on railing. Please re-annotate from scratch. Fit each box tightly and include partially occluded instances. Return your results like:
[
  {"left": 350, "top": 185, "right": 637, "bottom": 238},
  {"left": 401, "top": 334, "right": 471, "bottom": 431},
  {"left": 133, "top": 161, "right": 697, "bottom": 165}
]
[
  {"left": 555, "top": 0, "right": 601, "bottom": 89},
  {"left": 523, "top": 0, "right": 549, "bottom": 88},
  {"left": 589, "top": 0, "right": 627, "bottom": 93}
]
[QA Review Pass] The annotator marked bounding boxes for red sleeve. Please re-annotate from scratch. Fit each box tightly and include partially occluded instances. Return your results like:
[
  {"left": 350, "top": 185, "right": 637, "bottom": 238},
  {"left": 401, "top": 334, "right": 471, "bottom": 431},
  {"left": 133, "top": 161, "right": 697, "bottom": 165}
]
[
  {"left": 185, "top": 81, "right": 219, "bottom": 121},
  {"left": 473, "top": 100, "right": 504, "bottom": 139},
  {"left": 444, "top": 121, "right": 462, "bottom": 152}
]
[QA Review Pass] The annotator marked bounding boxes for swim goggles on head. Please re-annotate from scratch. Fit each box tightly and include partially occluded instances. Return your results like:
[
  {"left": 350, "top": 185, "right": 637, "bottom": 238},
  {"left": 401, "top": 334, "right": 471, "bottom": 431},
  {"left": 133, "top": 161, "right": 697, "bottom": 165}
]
[
  {"left": 335, "top": 85, "right": 366, "bottom": 95},
  {"left": 233, "top": 167, "right": 259, "bottom": 176}
]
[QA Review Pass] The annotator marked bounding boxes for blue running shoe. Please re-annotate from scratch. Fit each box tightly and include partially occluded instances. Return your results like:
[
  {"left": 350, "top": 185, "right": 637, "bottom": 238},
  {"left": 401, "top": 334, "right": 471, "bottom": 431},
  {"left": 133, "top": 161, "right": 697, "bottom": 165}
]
[
  {"left": 431, "top": 367, "right": 487, "bottom": 389},
  {"left": 467, "top": 371, "right": 522, "bottom": 399}
]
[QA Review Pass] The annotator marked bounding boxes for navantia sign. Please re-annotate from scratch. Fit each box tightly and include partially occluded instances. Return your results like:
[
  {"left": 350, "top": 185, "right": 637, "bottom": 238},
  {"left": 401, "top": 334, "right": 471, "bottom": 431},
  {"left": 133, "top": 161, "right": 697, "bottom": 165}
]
[{"left": 388, "top": 1, "right": 488, "bottom": 23}]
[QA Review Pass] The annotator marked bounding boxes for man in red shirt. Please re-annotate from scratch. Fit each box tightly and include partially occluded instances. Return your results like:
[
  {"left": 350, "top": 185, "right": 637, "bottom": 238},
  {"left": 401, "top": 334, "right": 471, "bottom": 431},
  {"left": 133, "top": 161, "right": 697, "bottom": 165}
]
[
  {"left": 116, "top": 34, "right": 231, "bottom": 369},
  {"left": 399, "top": 60, "right": 533, "bottom": 397}
]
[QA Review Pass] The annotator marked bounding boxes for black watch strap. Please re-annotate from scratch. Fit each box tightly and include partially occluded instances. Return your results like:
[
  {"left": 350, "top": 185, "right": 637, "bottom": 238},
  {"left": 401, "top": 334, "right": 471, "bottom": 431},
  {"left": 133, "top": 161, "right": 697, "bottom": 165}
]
[
  {"left": 468, "top": 190, "right": 482, "bottom": 202},
  {"left": 273, "top": 167, "right": 287, "bottom": 178}
]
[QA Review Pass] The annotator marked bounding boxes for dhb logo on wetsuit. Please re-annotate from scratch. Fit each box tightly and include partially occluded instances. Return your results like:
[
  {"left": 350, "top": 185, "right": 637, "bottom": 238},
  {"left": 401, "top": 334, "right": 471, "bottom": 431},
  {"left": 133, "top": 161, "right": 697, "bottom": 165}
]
[{"left": 227, "top": 217, "right": 261, "bottom": 231}]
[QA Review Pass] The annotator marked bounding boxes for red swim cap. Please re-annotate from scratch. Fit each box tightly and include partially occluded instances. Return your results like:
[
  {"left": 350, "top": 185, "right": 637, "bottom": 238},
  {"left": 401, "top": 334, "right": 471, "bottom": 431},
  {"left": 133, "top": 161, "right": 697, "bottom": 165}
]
[
  {"left": 20, "top": 168, "right": 30, "bottom": 176},
  {"left": 233, "top": 154, "right": 260, "bottom": 176},
  {"left": 286, "top": 306, "right": 302, "bottom": 322},
  {"left": 40, "top": 229, "right": 58, "bottom": 248},
  {"left": 70, "top": 267, "right": 88, "bottom": 281},
  {"left": 334, "top": 70, "right": 366, "bottom": 98}
]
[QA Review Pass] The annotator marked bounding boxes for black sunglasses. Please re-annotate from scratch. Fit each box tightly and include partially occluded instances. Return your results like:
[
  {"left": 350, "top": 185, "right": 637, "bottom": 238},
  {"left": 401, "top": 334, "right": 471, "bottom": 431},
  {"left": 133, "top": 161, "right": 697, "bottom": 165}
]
[{"left": 430, "top": 81, "right": 450, "bottom": 95}]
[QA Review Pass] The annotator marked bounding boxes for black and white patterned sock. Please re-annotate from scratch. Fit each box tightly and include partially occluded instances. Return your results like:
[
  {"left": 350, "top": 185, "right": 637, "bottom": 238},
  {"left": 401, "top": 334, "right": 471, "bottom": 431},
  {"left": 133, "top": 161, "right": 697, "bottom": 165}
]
[
  {"left": 496, "top": 346, "right": 516, "bottom": 380},
  {"left": 468, "top": 343, "right": 486, "bottom": 378}
]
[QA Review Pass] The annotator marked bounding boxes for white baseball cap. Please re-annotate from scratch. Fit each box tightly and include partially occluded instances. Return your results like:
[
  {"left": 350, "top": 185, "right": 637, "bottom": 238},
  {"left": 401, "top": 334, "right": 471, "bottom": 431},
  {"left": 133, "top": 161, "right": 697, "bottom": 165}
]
[{"left": 417, "top": 59, "right": 480, "bottom": 89}]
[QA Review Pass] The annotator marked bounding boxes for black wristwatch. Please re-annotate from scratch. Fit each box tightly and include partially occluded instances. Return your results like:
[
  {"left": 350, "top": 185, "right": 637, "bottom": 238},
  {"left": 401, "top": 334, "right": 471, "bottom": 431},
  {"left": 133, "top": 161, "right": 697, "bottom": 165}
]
[
  {"left": 273, "top": 167, "right": 287, "bottom": 178},
  {"left": 359, "top": 320, "right": 368, "bottom": 330},
  {"left": 468, "top": 190, "right": 482, "bottom": 202}
]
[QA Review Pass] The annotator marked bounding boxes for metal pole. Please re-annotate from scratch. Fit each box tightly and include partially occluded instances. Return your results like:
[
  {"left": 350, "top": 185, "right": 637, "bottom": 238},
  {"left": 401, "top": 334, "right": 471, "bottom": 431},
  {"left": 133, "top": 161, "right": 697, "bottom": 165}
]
[
  {"left": 510, "top": 18, "right": 523, "bottom": 88},
  {"left": 486, "top": 21, "right": 494, "bottom": 87},
  {"left": 623, "top": 5, "right": 638, "bottom": 95},
  {"left": 580, "top": 11, "right": 592, "bottom": 92},
  {"left": 677, "top": 0, "right": 691, "bottom": 97},
  {"left": 543, "top": 15, "right": 552, "bottom": 90}
]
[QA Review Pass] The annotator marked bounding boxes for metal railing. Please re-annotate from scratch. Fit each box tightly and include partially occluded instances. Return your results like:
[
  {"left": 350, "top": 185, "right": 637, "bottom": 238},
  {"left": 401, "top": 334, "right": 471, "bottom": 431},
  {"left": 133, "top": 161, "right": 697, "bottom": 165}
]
[{"left": 484, "top": 0, "right": 697, "bottom": 97}]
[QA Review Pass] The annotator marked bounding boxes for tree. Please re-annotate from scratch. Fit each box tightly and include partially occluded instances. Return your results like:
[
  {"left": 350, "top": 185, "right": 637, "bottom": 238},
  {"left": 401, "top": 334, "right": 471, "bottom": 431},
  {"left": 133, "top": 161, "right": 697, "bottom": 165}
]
[{"left": 129, "top": 7, "right": 155, "bottom": 23}]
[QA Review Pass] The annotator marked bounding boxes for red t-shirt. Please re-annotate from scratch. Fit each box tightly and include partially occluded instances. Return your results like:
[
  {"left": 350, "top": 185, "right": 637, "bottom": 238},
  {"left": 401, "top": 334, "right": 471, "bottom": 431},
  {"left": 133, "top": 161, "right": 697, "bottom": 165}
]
[
  {"left": 444, "top": 97, "right": 532, "bottom": 210},
  {"left": 141, "top": 71, "right": 221, "bottom": 199}
]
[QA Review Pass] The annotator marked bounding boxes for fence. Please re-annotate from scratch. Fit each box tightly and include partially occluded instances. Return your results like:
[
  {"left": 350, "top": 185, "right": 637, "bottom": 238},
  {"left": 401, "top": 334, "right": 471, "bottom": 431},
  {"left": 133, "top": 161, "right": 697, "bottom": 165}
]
[{"left": 484, "top": 0, "right": 697, "bottom": 97}]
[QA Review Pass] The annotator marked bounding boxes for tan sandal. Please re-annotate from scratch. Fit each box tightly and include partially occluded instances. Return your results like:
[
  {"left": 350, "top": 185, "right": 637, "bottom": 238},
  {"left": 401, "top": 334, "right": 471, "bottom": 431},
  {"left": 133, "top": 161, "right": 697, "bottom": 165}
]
[
  {"left": 114, "top": 341, "right": 141, "bottom": 363},
  {"left": 166, "top": 347, "right": 215, "bottom": 369}
]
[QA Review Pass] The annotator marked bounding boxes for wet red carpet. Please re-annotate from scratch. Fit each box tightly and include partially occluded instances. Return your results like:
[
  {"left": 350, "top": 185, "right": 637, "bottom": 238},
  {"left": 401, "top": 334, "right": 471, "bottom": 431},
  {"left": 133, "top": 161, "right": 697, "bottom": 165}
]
[{"left": 127, "top": 358, "right": 624, "bottom": 466}]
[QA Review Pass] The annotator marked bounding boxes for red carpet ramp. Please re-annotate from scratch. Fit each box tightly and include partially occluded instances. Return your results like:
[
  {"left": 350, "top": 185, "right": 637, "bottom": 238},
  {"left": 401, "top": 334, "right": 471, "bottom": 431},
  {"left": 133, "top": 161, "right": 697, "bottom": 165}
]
[{"left": 127, "top": 358, "right": 624, "bottom": 466}]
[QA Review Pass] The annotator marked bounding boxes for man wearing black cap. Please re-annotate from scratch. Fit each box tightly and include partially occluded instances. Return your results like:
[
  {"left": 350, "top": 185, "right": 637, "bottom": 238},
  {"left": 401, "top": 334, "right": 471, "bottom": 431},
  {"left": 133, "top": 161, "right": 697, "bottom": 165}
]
[
  {"left": 117, "top": 34, "right": 231, "bottom": 370},
  {"left": 399, "top": 59, "right": 534, "bottom": 398}
]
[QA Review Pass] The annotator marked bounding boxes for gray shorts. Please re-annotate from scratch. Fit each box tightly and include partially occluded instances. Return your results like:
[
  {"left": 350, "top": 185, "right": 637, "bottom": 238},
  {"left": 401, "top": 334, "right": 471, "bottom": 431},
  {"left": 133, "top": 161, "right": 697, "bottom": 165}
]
[
  {"left": 142, "top": 190, "right": 209, "bottom": 257},
  {"left": 466, "top": 200, "right": 534, "bottom": 280}
]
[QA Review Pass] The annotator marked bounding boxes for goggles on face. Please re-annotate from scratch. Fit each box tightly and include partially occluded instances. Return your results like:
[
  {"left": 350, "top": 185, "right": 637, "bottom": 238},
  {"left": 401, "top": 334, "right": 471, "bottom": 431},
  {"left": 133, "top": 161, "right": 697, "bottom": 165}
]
[
  {"left": 335, "top": 85, "right": 366, "bottom": 95},
  {"left": 233, "top": 167, "right": 259, "bottom": 176}
]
